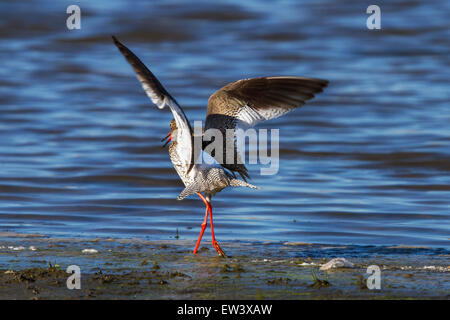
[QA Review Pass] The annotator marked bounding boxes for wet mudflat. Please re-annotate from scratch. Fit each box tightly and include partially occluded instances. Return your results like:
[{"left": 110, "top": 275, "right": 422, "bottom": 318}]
[{"left": 0, "top": 234, "right": 448, "bottom": 299}]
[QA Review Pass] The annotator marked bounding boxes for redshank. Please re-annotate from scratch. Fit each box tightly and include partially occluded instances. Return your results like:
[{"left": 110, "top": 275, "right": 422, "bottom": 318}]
[{"left": 112, "top": 36, "right": 328, "bottom": 257}]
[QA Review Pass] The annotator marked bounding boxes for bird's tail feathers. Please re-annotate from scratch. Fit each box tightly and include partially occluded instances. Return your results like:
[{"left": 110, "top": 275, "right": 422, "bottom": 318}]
[
  {"left": 177, "top": 183, "right": 200, "bottom": 200},
  {"left": 229, "top": 179, "right": 259, "bottom": 190}
]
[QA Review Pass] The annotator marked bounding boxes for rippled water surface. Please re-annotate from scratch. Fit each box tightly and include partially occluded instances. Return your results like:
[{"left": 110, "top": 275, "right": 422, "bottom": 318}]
[{"left": 0, "top": 0, "right": 449, "bottom": 249}]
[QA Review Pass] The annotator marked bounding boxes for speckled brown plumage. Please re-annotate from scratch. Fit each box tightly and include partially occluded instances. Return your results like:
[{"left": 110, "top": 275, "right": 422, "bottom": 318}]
[
  {"left": 205, "top": 76, "right": 329, "bottom": 180},
  {"left": 167, "top": 119, "right": 258, "bottom": 199}
]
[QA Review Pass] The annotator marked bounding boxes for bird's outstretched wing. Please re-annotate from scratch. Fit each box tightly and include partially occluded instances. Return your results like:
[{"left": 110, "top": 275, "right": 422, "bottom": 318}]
[
  {"left": 112, "top": 36, "right": 194, "bottom": 174},
  {"left": 205, "top": 76, "right": 329, "bottom": 180}
]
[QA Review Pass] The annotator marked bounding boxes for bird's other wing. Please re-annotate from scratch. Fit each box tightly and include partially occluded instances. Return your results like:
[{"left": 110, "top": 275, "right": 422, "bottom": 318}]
[
  {"left": 112, "top": 36, "right": 195, "bottom": 174},
  {"left": 205, "top": 76, "right": 329, "bottom": 179}
]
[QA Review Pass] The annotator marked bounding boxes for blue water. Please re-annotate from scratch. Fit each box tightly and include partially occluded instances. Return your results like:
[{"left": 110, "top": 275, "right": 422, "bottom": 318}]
[{"left": 0, "top": 0, "right": 449, "bottom": 249}]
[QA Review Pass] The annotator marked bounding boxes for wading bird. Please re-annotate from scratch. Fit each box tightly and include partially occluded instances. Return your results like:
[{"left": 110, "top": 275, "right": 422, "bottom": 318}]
[{"left": 113, "top": 36, "right": 328, "bottom": 257}]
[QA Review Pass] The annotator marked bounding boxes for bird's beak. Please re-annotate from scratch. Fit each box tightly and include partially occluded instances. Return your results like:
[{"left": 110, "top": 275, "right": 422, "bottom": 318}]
[{"left": 161, "top": 132, "right": 172, "bottom": 147}]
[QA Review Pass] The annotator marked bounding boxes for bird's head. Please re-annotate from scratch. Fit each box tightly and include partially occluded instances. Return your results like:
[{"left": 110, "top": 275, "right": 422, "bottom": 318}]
[{"left": 169, "top": 119, "right": 177, "bottom": 132}]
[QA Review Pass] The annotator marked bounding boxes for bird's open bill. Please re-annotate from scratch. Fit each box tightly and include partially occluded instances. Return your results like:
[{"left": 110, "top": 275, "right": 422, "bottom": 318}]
[
  {"left": 193, "top": 192, "right": 226, "bottom": 257},
  {"left": 161, "top": 132, "right": 172, "bottom": 148}
]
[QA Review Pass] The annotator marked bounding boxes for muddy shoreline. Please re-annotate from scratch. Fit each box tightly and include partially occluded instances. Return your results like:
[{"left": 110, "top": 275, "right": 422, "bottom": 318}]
[{"left": 0, "top": 233, "right": 448, "bottom": 299}]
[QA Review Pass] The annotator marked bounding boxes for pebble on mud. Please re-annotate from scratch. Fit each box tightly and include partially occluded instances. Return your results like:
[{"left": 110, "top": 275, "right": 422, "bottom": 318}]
[
  {"left": 82, "top": 249, "right": 99, "bottom": 254},
  {"left": 320, "top": 258, "right": 354, "bottom": 270},
  {"left": 8, "top": 246, "right": 26, "bottom": 251}
]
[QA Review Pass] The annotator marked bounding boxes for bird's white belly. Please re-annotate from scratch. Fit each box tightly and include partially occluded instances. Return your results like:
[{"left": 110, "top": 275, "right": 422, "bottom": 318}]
[{"left": 169, "top": 147, "right": 193, "bottom": 186}]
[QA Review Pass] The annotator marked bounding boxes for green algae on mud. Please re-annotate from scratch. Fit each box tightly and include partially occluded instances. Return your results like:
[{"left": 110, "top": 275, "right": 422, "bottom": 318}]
[{"left": 0, "top": 235, "right": 449, "bottom": 299}]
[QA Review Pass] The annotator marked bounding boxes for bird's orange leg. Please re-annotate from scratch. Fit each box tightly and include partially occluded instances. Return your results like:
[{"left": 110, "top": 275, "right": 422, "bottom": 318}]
[
  {"left": 207, "top": 201, "right": 226, "bottom": 257},
  {"left": 193, "top": 205, "right": 208, "bottom": 255},
  {"left": 196, "top": 193, "right": 226, "bottom": 257},
  {"left": 193, "top": 193, "right": 226, "bottom": 257}
]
